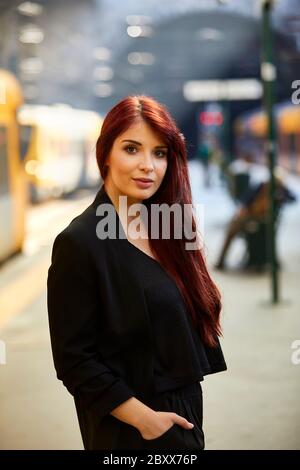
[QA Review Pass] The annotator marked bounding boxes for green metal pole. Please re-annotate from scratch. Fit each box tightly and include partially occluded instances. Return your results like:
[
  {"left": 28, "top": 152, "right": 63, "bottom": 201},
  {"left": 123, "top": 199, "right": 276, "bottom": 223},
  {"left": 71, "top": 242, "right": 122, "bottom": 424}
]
[{"left": 261, "top": 0, "right": 279, "bottom": 303}]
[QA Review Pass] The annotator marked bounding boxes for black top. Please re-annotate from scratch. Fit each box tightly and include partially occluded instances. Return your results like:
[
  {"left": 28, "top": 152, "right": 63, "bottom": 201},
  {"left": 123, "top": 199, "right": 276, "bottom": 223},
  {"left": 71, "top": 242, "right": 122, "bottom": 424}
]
[
  {"left": 47, "top": 184, "right": 227, "bottom": 449},
  {"left": 126, "top": 240, "right": 227, "bottom": 393}
]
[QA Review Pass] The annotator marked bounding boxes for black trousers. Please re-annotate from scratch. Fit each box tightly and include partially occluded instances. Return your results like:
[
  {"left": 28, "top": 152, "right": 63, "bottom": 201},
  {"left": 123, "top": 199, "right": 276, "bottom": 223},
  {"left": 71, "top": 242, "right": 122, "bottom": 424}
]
[{"left": 94, "top": 381, "right": 205, "bottom": 450}]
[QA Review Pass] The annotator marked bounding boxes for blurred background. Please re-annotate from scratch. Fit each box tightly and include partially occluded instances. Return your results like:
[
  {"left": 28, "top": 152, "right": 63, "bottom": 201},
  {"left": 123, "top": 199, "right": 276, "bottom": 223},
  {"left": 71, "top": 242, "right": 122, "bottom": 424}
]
[{"left": 0, "top": 0, "right": 299, "bottom": 450}]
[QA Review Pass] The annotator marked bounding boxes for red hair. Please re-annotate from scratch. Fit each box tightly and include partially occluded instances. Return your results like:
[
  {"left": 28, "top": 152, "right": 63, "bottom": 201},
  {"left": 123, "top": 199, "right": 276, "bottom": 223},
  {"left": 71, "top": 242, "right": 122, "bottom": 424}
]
[{"left": 96, "top": 95, "right": 223, "bottom": 347}]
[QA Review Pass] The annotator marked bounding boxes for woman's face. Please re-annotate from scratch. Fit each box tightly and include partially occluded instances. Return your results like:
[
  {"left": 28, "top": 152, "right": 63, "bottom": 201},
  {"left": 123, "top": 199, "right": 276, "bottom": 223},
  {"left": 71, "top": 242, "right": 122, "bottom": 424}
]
[{"left": 104, "top": 119, "right": 168, "bottom": 204}]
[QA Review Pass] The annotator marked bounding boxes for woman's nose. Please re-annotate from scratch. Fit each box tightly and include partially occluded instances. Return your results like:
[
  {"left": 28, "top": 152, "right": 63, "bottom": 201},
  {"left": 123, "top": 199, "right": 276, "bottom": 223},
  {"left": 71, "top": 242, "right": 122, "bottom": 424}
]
[{"left": 138, "top": 152, "right": 154, "bottom": 170}]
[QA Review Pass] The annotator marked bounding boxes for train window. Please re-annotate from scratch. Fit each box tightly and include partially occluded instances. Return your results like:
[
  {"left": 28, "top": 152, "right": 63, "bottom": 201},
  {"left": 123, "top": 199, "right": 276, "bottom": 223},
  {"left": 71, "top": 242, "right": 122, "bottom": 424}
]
[
  {"left": 20, "top": 125, "right": 32, "bottom": 161},
  {"left": 0, "top": 126, "right": 9, "bottom": 195}
]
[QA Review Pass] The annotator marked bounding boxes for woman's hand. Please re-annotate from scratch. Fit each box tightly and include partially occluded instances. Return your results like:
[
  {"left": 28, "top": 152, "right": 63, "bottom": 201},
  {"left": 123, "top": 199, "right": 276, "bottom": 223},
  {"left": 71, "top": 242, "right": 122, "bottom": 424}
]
[
  {"left": 138, "top": 411, "right": 194, "bottom": 441},
  {"left": 109, "top": 397, "right": 194, "bottom": 440}
]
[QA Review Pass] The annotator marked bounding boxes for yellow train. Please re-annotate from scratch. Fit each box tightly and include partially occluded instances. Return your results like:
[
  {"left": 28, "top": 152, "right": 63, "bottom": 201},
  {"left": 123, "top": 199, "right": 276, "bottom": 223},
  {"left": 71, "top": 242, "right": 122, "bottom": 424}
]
[
  {"left": 18, "top": 104, "right": 103, "bottom": 203},
  {"left": 0, "top": 69, "right": 27, "bottom": 263},
  {"left": 234, "top": 101, "right": 300, "bottom": 174}
]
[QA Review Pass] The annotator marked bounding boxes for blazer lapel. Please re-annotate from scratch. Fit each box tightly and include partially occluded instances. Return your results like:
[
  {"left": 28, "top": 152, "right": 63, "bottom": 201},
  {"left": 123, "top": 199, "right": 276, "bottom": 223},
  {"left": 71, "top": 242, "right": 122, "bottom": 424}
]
[{"left": 90, "top": 184, "right": 156, "bottom": 399}]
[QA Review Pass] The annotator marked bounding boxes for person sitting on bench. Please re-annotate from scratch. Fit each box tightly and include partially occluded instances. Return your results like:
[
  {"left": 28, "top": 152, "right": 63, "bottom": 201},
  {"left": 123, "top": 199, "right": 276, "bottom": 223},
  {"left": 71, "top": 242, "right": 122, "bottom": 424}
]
[{"left": 214, "top": 167, "right": 296, "bottom": 271}]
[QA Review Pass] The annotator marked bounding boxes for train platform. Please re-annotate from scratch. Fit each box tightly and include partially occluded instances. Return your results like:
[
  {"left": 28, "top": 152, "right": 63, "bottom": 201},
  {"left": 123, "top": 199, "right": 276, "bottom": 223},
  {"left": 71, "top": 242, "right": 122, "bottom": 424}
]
[
  {"left": 190, "top": 161, "right": 300, "bottom": 450},
  {"left": 0, "top": 162, "right": 299, "bottom": 449}
]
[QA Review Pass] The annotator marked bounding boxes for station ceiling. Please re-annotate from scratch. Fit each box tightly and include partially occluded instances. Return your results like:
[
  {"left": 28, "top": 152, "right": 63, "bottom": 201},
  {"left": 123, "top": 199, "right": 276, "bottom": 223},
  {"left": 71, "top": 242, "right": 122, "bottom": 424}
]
[{"left": 0, "top": 0, "right": 299, "bottom": 153}]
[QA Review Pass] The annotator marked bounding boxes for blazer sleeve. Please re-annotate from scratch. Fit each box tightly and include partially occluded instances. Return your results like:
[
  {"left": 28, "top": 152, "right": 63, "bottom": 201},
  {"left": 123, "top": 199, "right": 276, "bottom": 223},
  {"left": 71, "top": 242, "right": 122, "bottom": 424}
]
[{"left": 47, "top": 230, "right": 136, "bottom": 421}]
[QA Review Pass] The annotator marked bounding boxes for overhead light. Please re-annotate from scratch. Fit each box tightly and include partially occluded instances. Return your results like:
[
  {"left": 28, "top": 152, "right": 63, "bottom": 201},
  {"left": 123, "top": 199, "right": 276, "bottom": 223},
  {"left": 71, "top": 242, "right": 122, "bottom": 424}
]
[
  {"left": 127, "top": 26, "right": 142, "bottom": 38},
  {"left": 93, "top": 83, "right": 113, "bottom": 97},
  {"left": 19, "top": 25, "right": 44, "bottom": 44},
  {"left": 93, "top": 47, "right": 111, "bottom": 61},
  {"left": 183, "top": 79, "right": 262, "bottom": 101},
  {"left": 127, "top": 25, "right": 153, "bottom": 38},
  {"left": 127, "top": 52, "right": 155, "bottom": 65},
  {"left": 93, "top": 66, "right": 114, "bottom": 81},
  {"left": 17, "top": 2, "right": 43, "bottom": 16}
]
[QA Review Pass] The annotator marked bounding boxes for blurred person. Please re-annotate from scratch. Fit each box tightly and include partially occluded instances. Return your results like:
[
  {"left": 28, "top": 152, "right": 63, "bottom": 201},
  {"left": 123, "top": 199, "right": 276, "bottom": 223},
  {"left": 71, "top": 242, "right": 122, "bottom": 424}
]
[
  {"left": 226, "top": 151, "right": 270, "bottom": 202},
  {"left": 47, "top": 95, "right": 227, "bottom": 451},
  {"left": 226, "top": 151, "right": 253, "bottom": 203},
  {"left": 214, "top": 166, "right": 296, "bottom": 271}
]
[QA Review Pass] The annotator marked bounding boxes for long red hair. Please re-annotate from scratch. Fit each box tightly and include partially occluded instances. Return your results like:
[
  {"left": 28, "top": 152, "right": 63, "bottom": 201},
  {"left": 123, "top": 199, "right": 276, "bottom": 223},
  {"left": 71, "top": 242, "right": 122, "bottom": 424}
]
[{"left": 96, "top": 95, "right": 223, "bottom": 347}]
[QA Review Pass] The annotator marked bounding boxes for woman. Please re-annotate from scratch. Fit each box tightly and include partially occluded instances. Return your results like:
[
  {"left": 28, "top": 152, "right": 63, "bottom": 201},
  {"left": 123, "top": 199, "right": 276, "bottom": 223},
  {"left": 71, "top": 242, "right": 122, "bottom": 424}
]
[{"left": 47, "top": 95, "right": 227, "bottom": 451}]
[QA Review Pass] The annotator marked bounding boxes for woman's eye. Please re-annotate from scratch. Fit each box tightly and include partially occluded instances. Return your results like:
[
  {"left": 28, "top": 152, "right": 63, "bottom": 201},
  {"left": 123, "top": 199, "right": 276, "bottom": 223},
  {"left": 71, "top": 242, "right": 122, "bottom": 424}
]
[
  {"left": 155, "top": 150, "right": 167, "bottom": 158},
  {"left": 125, "top": 145, "right": 137, "bottom": 154},
  {"left": 124, "top": 146, "right": 167, "bottom": 158}
]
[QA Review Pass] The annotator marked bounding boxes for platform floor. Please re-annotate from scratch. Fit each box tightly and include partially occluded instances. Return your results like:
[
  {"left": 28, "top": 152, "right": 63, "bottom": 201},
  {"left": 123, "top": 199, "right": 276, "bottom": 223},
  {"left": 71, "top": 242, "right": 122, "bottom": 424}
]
[{"left": 0, "top": 162, "right": 299, "bottom": 449}]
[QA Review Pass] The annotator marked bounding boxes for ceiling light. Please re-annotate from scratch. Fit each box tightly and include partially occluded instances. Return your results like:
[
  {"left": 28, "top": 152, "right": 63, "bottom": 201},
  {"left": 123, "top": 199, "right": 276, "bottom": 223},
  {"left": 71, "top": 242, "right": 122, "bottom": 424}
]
[
  {"left": 19, "top": 25, "right": 44, "bottom": 44},
  {"left": 127, "top": 25, "right": 153, "bottom": 38},
  {"left": 127, "top": 52, "right": 155, "bottom": 65},
  {"left": 17, "top": 2, "right": 43, "bottom": 16}
]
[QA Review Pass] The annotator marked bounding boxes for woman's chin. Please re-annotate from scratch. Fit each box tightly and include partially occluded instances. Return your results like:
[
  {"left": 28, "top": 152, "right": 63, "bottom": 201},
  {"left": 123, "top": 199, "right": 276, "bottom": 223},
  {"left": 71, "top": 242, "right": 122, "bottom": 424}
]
[{"left": 127, "top": 186, "right": 153, "bottom": 201}]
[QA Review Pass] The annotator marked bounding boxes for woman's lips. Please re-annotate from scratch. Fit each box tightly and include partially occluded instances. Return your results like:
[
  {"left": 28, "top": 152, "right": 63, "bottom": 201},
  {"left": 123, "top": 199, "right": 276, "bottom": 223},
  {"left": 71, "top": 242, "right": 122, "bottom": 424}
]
[{"left": 133, "top": 178, "right": 153, "bottom": 189}]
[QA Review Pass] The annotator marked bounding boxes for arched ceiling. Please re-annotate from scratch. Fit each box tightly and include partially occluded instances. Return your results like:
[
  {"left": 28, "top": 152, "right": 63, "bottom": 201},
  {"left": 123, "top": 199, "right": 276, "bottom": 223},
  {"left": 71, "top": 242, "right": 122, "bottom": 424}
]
[{"left": 109, "top": 10, "right": 298, "bottom": 149}]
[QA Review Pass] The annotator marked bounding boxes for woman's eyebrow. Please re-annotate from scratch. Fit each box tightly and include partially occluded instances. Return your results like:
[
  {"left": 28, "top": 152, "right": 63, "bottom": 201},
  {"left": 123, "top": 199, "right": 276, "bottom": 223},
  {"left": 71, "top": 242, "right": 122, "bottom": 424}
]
[{"left": 121, "top": 139, "right": 168, "bottom": 149}]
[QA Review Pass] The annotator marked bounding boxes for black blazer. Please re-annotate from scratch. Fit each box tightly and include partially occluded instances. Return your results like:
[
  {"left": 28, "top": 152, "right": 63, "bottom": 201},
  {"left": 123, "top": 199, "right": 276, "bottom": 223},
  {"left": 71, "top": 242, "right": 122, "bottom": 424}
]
[{"left": 47, "top": 183, "right": 227, "bottom": 449}]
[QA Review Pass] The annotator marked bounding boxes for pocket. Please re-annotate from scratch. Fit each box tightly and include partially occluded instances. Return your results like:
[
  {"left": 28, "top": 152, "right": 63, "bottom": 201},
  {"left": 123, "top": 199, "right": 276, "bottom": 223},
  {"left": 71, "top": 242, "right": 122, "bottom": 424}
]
[
  {"left": 144, "top": 423, "right": 176, "bottom": 442},
  {"left": 181, "top": 399, "right": 205, "bottom": 450}
]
